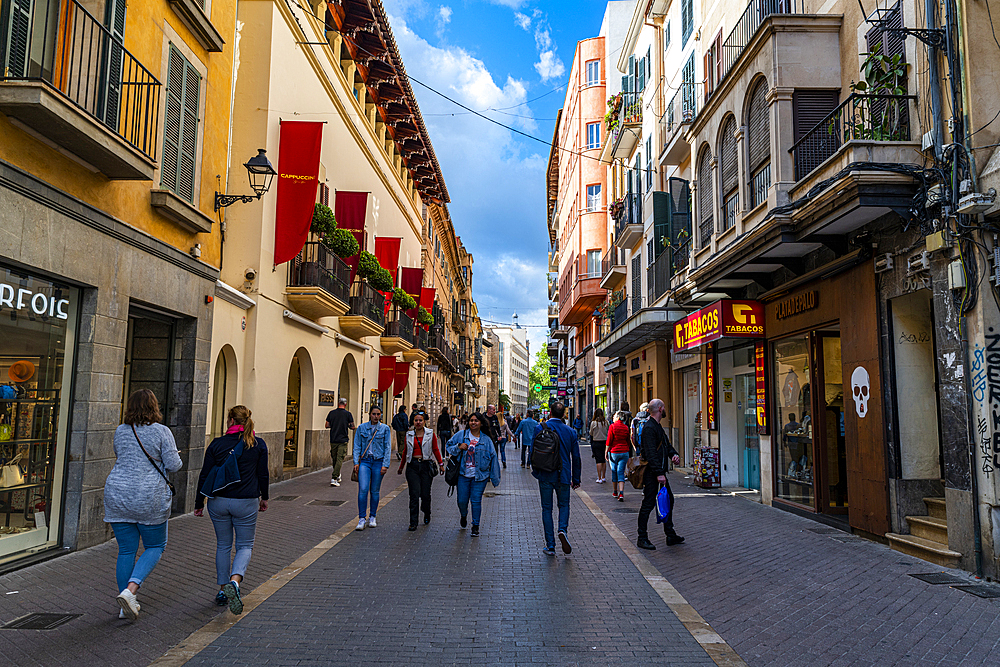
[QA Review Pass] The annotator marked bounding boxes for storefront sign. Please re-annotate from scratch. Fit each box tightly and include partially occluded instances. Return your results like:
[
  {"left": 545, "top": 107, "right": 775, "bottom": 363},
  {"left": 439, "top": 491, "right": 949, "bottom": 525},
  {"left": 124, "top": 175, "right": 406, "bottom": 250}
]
[
  {"left": 775, "top": 290, "right": 818, "bottom": 320},
  {"left": 674, "top": 300, "right": 764, "bottom": 352},
  {"left": 755, "top": 340, "right": 769, "bottom": 435},
  {"left": 706, "top": 345, "right": 717, "bottom": 430},
  {"left": 0, "top": 281, "right": 70, "bottom": 320},
  {"left": 424, "top": 364, "right": 439, "bottom": 373},
  {"left": 318, "top": 389, "right": 337, "bottom": 406}
]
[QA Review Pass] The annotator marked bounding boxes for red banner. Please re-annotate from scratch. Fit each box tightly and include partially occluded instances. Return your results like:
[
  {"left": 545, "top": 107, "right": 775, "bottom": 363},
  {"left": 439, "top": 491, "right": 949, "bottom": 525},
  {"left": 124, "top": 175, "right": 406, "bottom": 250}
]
[
  {"left": 393, "top": 361, "right": 410, "bottom": 397},
  {"left": 335, "top": 191, "right": 368, "bottom": 281},
  {"left": 706, "top": 344, "right": 717, "bottom": 431},
  {"left": 400, "top": 267, "right": 423, "bottom": 320},
  {"left": 755, "top": 340, "right": 769, "bottom": 435},
  {"left": 377, "top": 355, "right": 396, "bottom": 393},
  {"left": 374, "top": 237, "right": 401, "bottom": 283},
  {"left": 273, "top": 121, "right": 323, "bottom": 266},
  {"left": 419, "top": 288, "right": 435, "bottom": 330}
]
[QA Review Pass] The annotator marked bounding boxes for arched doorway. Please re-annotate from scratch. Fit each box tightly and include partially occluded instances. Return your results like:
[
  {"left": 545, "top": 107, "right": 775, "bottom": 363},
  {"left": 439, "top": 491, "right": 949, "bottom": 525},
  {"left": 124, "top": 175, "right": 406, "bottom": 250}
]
[
  {"left": 337, "top": 353, "right": 360, "bottom": 414},
  {"left": 285, "top": 355, "right": 301, "bottom": 468},
  {"left": 210, "top": 345, "right": 238, "bottom": 439}
]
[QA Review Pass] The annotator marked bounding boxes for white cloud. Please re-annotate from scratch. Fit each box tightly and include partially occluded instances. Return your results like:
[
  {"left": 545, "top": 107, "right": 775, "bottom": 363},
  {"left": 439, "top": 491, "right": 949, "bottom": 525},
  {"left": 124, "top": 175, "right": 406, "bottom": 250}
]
[
  {"left": 438, "top": 5, "right": 452, "bottom": 22},
  {"left": 534, "top": 28, "right": 552, "bottom": 51},
  {"left": 534, "top": 50, "right": 565, "bottom": 82},
  {"left": 514, "top": 12, "right": 531, "bottom": 30}
]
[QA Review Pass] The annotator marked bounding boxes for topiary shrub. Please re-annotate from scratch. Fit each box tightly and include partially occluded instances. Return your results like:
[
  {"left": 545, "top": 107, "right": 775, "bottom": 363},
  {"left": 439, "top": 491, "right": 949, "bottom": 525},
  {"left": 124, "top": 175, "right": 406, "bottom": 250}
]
[
  {"left": 311, "top": 203, "right": 336, "bottom": 237},
  {"left": 369, "top": 267, "right": 394, "bottom": 292},
  {"left": 325, "top": 228, "right": 359, "bottom": 258},
  {"left": 417, "top": 306, "right": 434, "bottom": 325},
  {"left": 357, "top": 251, "right": 381, "bottom": 279},
  {"left": 392, "top": 287, "right": 417, "bottom": 310}
]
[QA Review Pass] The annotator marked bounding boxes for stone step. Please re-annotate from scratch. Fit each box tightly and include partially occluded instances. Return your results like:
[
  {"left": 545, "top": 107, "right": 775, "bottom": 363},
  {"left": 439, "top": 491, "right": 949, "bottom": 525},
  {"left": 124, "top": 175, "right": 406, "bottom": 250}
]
[
  {"left": 887, "top": 532, "right": 961, "bottom": 568},
  {"left": 924, "top": 497, "right": 947, "bottom": 520},
  {"left": 906, "top": 515, "right": 949, "bottom": 545}
]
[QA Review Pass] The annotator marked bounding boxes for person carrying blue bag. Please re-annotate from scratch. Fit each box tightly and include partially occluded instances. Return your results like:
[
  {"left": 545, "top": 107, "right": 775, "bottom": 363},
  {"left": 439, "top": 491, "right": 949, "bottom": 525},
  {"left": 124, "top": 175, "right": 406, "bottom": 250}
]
[
  {"left": 636, "top": 398, "right": 682, "bottom": 551},
  {"left": 194, "top": 406, "right": 269, "bottom": 615}
]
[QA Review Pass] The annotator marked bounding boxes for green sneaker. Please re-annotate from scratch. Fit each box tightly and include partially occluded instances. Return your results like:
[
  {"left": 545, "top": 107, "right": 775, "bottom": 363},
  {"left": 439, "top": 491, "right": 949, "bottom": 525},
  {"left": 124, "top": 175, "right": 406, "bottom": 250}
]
[{"left": 222, "top": 581, "right": 243, "bottom": 615}]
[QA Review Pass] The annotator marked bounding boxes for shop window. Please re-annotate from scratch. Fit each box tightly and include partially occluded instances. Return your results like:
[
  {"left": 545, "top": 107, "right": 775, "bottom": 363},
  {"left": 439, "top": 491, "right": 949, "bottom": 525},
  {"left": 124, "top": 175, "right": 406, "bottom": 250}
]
[
  {"left": 773, "top": 335, "right": 814, "bottom": 507},
  {"left": 0, "top": 265, "right": 78, "bottom": 565}
]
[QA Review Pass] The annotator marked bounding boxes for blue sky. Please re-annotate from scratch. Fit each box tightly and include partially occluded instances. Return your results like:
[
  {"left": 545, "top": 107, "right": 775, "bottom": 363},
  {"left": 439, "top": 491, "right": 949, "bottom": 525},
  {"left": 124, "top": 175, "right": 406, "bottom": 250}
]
[{"left": 384, "top": 0, "right": 610, "bottom": 351}]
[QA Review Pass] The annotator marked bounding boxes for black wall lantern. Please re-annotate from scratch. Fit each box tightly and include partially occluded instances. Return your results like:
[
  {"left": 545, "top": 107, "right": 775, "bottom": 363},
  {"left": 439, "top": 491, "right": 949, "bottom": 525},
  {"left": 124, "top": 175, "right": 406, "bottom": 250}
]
[{"left": 214, "top": 149, "right": 277, "bottom": 211}]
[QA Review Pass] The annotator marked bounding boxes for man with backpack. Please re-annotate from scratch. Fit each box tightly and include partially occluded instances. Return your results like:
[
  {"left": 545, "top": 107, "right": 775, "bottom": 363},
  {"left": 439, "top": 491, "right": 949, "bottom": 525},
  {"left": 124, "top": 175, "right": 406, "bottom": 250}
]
[
  {"left": 531, "top": 402, "right": 581, "bottom": 556},
  {"left": 636, "top": 398, "right": 683, "bottom": 551}
]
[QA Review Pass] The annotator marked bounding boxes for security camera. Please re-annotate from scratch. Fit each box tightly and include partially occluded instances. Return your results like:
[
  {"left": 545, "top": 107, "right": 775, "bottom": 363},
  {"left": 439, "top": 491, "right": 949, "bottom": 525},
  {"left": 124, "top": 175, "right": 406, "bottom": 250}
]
[{"left": 245, "top": 268, "right": 257, "bottom": 282}]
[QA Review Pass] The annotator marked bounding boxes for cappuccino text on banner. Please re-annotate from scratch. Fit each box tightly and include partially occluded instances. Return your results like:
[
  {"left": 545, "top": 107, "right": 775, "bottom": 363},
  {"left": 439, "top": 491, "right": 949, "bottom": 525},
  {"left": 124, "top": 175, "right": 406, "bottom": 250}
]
[{"left": 273, "top": 121, "right": 323, "bottom": 266}]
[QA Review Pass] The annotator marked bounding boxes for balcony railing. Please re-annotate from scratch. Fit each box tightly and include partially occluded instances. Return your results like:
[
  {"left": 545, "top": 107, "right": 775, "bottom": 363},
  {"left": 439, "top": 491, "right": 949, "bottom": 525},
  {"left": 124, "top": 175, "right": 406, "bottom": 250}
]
[
  {"left": 601, "top": 247, "right": 625, "bottom": 278},
  {"left": 1, "top": 0, "right": 161, "bottom": 159},
  {"left": 288, "top": 242, "right": 351, "bottom": 303},
  {"left": 613, "top": 299, "right": 629, "bottom": 332},
  {"left": 614, "top": 193, "right": 642, "bottom": 239},
  {"left": 705, "top": 0, "right": 798, "bottom": 105},
  {"left": 789, "top": 93, "right": 916, "bottom": 181},
  {"left": 607, "top": 90, "right": 643, "bottom": 146},
  {"left": 386, "top": 310, "right": 415, "bottom": 344},
  {"left": 661, "top": 83, "right": 696, "bottom": 145},
  {"left": 647, "top": 250, "right": 672, "bottom": 305},
  {"left": 417, "top": 327, "right": 429, "bottom": 351},
  {"left": 349, "top": 280, "right": 386, "bottom": 327}
]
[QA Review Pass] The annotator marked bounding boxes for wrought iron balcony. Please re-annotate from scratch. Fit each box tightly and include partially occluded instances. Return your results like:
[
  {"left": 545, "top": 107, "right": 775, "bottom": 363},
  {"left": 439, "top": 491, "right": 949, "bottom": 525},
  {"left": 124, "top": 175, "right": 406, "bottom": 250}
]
[
  {"left": 613, "top": 193, "right": 643, "bottom": 248},
  {"left": 287, "top": 242, "right": 351, "bottom": 319},
  {"left": 606, "top": 90, "right": 642, "bottom": 160},
  {"left": 385, "top": 309, "right": 415, "bottom": 344},
  {"left": 600, "top": 247, "right": 627, "bottom": 290},
  {"left": 661, "top": 83, "right": 696, "bottom": 165},
  {"left": 0, "top": 0, "right": 161, "bottom": 179},
  {"left": 340, "top": 279, "right": 386, "bottom": 339}
]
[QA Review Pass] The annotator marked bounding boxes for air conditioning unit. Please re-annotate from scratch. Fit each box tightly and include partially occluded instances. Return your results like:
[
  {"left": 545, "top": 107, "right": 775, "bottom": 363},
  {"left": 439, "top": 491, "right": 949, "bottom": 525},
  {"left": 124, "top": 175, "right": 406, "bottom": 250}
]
[
  {"left": 907, "top": 251, "right": 931, "bottom": 274},
  {"left": 874, "top": 254, "right": 894, "bottom": 274}
]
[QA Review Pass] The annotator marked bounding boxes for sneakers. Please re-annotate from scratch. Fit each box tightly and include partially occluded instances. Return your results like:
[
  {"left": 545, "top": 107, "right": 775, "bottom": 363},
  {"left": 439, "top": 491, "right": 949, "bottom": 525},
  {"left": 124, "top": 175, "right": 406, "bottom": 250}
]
[
  {"left": 460, "top": 515, "right": 467, "bottom": 528},
  {"left": 356, "top": 518, "right": 367, "bottom": 531},
  {"left": 368, "top": 516, "right": 377, "bottom": 528},
  {"left": 471, "top": 525, "right": 480, "bottom": 537},
  {"left": 215, "top": 590, "right": 228, "bottom": 606},
  {"left": 116, "top": 589, "right": 140, "bottom": 620},
  {"left": 222, "top": 580, "right": 243, "bottom": 615},
  {"left": 408, "top": 524, "right": 417, "bottom": 531},
  {"left": 424, "top": 515, "right": 431, "bottom": 525},
  {"left": 118, "top": 609, "right": 126, "bottom": 619},
  {"left": 542, "top": 547, "right": 556, "bottom": 556},
  {"left": 618, "top": 494, "right": 625, "bottom": 503},
  {"left": 330, "top": 477, "right": 340, "bottom": 487},
  {"left": 558, "top": 530, "right": 572, "bottom": 554},
  {"left": 636, "top": 538, "right": 656, "bottom": 550},
  {"left": 666, "top": 534, "right": 685, "bottom": 546}
]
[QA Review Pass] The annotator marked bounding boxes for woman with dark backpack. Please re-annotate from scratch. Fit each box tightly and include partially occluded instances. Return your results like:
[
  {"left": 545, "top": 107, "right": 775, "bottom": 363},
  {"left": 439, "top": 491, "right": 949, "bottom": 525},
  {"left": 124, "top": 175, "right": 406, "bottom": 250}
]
[
  {"left": 104, "top": 389, "right": 183, "bottom": 621},
  {"left": 194, "top": 406, "right": 269, "bottom": 615}
]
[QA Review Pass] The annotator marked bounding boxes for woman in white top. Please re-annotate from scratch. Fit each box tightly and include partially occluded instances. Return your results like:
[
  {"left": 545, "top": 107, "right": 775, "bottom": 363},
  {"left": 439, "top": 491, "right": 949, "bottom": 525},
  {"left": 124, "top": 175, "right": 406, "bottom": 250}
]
[{"left": 589, "top": 408, "right": 610, "bottom": 483}]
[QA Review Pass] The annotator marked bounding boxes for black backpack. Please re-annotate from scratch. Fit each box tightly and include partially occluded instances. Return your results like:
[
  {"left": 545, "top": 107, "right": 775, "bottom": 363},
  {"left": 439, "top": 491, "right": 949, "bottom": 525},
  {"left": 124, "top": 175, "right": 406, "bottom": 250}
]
[{"left": 531, "top": 423, "right": 562, "bottom": 473}]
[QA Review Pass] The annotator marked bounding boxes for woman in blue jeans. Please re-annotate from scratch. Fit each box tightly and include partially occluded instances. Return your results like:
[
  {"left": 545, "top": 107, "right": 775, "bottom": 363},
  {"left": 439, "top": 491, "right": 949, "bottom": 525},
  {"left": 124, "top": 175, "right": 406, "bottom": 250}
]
[
  {"left": 447, "top": 412, "right": 500, "bottom": 537},
  {"left": 352, "top": 405, "right": 392, "bottom": 531},
  {"left": 104, "top": 390, "right": 183, "bottom": 621},
  {"left": 194, "top": 405, "right": 269, "bottom": 615}
]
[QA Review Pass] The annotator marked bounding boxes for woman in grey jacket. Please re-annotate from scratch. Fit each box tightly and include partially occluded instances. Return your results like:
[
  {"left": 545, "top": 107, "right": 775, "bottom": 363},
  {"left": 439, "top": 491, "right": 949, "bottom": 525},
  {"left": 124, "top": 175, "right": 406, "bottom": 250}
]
[{"left": 103, "top": 389, "right": 183, "bottom": 620}]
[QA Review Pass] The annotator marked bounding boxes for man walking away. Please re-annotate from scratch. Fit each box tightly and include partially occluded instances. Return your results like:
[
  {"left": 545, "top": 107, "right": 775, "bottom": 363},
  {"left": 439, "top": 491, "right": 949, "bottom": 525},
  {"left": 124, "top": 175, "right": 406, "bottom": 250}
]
[
  {"left": 408, "top": 403, "right": 419, "bottom": 427},
  {"left": 515, "top": 410, "right": 539, "bottom": 468},
  {"left": 485, "top": 404, "right": 514, "bottom": 468},
  {"left": 573, "top": 415, "right": 584, "bottom": 440},
  {"left": 326, "top": 398, "right": 355, "bottom": 486},
  {"left": 636, "top": 399, "right": 683, "bottom": 550},
  {"left": 532, "top": 402, "right": 581, "bottom": 556},
  {"left": 392, "top": 406, "right": 409, "bottom": 461},
  {"left": 437, "top": 406, "right": 453, "bottom": 445}
]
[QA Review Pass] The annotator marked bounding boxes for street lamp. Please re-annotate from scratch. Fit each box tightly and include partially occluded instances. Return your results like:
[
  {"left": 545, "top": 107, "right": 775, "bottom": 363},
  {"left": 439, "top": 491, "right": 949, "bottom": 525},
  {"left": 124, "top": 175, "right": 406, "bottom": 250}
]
[{"left": 214, "top": 149, "right": 277, "bottom": 211}]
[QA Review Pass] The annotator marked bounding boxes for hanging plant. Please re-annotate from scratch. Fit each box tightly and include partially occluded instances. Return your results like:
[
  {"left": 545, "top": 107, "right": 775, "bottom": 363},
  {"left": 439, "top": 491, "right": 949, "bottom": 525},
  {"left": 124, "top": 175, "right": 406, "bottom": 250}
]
[
  {"left": 392, "top": 287, "right": 417, "bottom": 310},
  {"left": 417, "top": 306, "right": 434, "bottom": 325},
  {"left": 357, "top": 251, "right": 381, "bottom": 279},
  {"left": 369, "top": 267, "right": 394, "bottom": 292},
  {"left": 324, "top": 228, "right": 359, "bottom": 258},
  {"left": 311, "top": 203, "right": 337, "bottom": 237}
]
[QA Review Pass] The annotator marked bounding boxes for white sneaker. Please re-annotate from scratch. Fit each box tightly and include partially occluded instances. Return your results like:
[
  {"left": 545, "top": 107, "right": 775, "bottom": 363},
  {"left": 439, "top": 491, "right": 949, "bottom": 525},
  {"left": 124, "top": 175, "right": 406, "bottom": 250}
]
[
  {"left": 355, "top": 518, "right": 367, "bottom": 531},
  {"left": 330, "top": 478, "right": 340, "bottom": 487},
  {"left": 116, "top": 589, "right": 140, "bottom": 620},
  {"left": 368, "top": 516, "right": 377, "bottom": 528},
  {"left": 118, "top": 609, "right": 126, "bottom": 619}
]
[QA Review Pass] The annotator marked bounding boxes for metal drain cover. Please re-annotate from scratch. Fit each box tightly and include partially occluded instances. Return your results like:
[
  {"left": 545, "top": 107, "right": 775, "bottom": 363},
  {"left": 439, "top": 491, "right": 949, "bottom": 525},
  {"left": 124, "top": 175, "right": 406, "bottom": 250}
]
[
  {"left": 2, "top": 613, "right": 81, "bottom": 630},
  {"left": 953, "top": 584, "right": 1000, "bottom": 599},
  {"left": 613, "top": 508, "right": 639, "bottom": 513},
  {"left": 273, "top": 495, "right": 300, "bottom": 502},
  {"left": 306, "top": 500, "right": 345, "bottom": 506},
  {"left": 910, "top": 572, "right": 967, "bottom": 585}
]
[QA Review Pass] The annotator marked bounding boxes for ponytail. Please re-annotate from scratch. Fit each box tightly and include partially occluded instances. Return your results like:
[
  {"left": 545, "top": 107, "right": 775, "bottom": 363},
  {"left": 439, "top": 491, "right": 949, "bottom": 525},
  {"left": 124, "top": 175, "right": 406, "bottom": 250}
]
[{"left": 228, "top": 405, "right": 256, "bottom": 448}]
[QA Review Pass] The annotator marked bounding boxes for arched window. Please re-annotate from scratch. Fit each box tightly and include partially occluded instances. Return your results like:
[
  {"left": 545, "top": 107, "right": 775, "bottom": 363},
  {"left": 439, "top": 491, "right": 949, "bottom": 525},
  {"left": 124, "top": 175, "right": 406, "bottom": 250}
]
[
  {"left": 719, "top": 116, "right": 739, "bottom": 231},
  {"left": 697, "top": 147, "right": 714, "bottom": 248},
  {"left": 746, "top": 78, "right": 771, "bottom": 208}
]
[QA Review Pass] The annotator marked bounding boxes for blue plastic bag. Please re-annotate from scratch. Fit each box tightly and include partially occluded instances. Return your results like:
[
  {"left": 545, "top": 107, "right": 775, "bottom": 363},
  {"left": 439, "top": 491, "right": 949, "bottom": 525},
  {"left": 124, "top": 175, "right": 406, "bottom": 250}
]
[{"left": 655, "top": 485, "right": 671, "bottom": 524}]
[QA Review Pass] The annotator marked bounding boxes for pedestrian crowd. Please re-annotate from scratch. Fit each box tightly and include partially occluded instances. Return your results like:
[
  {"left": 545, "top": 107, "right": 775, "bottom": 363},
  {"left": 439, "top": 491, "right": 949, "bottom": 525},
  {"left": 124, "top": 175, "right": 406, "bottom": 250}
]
[{"left": 103, "top": 389, "right": 682, "bottom": 622}]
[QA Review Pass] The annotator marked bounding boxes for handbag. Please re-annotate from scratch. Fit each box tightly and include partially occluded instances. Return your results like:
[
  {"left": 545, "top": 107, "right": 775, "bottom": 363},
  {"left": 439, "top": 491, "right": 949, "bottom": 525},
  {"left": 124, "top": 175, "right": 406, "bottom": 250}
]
[
  {"left": 131, "top": 425, "right": 176, "bottom": 497},
  {"left": 444, "top": 429, "right": 468, "bottom": 495},
  {"left": 0, "top": 453, "right": 23, "bottom": 488},
  {"left": 351, "top": 428, "right": 379, "bottom": 482},
  {"left": 655, "top": 484, "right": 671, "bottom": 523},
  {"left": 626, "top": 454, "right": 647, "bottom": 489},
  {"left": 0, "top": 416, "right": 10, "bottom": 442}
]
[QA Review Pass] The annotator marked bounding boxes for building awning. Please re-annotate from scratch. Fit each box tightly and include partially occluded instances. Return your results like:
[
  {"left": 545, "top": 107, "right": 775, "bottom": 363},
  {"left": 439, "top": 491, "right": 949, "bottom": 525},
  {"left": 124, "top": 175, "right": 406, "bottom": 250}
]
[{"left": 595, "top": 308, "right": 685, "bottom": 359}]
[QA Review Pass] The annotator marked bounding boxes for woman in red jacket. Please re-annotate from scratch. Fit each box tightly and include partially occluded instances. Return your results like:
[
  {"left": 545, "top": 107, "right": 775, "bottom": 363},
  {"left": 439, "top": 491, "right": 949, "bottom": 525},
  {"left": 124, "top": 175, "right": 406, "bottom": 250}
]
[
  {"left": 397, "top": 411, "right": 444, "bottom": 530},
  {"left": 606, "top": 412, "right": 632, "bottom": 501}
]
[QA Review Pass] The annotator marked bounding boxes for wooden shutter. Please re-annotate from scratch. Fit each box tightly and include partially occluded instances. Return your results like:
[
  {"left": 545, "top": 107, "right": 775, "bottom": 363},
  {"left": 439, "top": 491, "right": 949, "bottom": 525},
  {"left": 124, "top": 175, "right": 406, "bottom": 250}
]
[
  {"left": 3, "top": 0, "right": 33, "bottom": 78},
  {"left": 792, "top": 90, "right": 839, "bottom": 143},
  {"left": 102, "top": 0, "right": 127, "bottom": 129},
  {"left": 703, "top": 52, "right": 712, "bottom": 98},
  {"left": 178, "top": 59, "right": 201, "bottom": 202},
  {"left": 747, "top": 80, "right": 771, "bottom": 171},
  {"left": 627, "top": 54, "right": 635, "bottom": 94},
  {"left": 713, "top": 32, "right": 723, "bottom": 87},
  {"left": 161, "top": 48, "right": 183, "bottom": 196},
  {"left": 682, "top": 0, "right": 692, "bottom": 43},
  {"left": 162, "top": 46, "right": 201, "bottom": 202},
  {"left": 720, "top": 117, "right": 738, "bottom": 195},
  {"left": 698, "top": 148, "right": 714, "bottom": 245}
]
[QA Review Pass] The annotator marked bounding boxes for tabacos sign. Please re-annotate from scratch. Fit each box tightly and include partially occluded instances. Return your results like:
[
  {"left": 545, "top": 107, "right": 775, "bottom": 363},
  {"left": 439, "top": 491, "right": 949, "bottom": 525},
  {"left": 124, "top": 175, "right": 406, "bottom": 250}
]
[{"left": 674, "top": 300, "right": 764, "bottom": 352}]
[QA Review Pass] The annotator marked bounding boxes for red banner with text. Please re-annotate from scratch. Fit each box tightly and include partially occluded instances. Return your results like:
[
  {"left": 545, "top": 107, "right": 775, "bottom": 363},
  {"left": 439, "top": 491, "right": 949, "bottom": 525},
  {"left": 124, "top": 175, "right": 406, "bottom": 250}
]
[
  {"left": 335, "top": 191, "right": 368, "bottom": 282},
  {"left": 377, "top": 355, "right": 396, "bottom": 393},
  {"left": 393, "top": 361, "right": 410, "bottom": 397},
  {"left": 273, "top": 121, "right": 323, "bottom": 266}
]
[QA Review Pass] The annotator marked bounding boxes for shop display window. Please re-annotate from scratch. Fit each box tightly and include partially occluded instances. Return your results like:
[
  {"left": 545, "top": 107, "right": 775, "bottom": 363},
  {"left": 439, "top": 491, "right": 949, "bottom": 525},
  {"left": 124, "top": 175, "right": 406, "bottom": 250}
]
[
  {"left": 0, "top": 266, "right": 77, "bottom": 564},
  {"left": 773, "top": 335, "right": 814, "bottom": 507}
]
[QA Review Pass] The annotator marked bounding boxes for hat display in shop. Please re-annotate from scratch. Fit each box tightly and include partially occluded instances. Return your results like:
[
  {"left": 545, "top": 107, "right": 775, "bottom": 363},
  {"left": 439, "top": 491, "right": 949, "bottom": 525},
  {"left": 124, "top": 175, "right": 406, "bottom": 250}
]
[{"left": 8, "top": 360, "right": 35, "bottom": 383}]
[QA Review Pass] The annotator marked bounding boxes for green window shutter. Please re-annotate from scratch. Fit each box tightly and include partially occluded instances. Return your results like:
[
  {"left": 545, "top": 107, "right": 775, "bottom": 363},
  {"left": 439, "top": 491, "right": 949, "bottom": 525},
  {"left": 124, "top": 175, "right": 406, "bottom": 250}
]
[
  {"left": 178, "top": 59, "right": 201, "bottom": 202},
  {"left": 162, "top": 47, "right": 183, "bottom": 195},
  {"left": 102, "top": 0, "right": 127, "bottom": 129},
  {"left": 4, "top": 0, "right": 33, "bottom": 78},
  {"left": 162, "top": 46, "right": 200, "bottom": 203}
]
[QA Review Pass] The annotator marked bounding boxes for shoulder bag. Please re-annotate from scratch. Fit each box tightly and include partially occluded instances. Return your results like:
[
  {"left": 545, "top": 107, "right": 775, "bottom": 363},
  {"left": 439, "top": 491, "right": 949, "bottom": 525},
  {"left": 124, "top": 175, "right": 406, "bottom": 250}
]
[
  {"left": 350, "top": 427, "right": 378, "bottom": 483},
  {"left": 132, "top": 425, "right": 176, "bottom": 496},
  {"left": 444, "top": 429, "right": 469, "bottom": 495}
]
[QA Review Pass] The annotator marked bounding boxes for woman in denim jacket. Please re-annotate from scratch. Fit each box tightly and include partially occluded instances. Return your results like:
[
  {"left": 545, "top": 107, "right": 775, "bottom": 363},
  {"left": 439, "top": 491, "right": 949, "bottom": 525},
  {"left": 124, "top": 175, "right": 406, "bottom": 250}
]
[
  {"left": 352, "top": 405, "right": 392, "bottom": 531},
  {"left": 446, "top": 412, "right": 501, "bottom": 537}
]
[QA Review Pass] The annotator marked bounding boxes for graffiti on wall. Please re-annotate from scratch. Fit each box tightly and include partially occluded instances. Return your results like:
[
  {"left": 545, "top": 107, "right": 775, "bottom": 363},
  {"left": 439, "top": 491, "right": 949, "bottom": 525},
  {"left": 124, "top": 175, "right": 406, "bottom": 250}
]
[{"left": 971, "top": 328, "right": 1000, "bottom": 476}]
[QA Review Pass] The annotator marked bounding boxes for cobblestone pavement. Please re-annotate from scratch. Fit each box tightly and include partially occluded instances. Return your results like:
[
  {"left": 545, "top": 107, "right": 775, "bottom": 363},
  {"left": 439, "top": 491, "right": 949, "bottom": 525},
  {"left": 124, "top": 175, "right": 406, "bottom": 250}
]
[
  {"left": 184, "top": 459, "right": 717, "bottom": 667},
  {"left": 574, "top": 443, "right": 1000, "bottom": 667},
  {"left": 0, "top": 469, "right": 379, "bottom": 666}
]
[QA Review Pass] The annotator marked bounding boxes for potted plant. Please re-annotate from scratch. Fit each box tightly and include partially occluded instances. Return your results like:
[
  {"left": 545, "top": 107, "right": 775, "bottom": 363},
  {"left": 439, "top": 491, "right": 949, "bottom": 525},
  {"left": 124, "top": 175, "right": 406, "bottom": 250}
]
[
  {"left": 417, "top": 306, "right": 434, "bottom": 326},
  {"left": 357, "top": 251, "right": 381, "bottom": 279},
  {"left": 325, "top": 228, "right": 360, "bottom": 258},
  {"left": 311, "top": 203, "right": 336, "bottom": 238},
  {"left": 391, "top": 287, "right": 417, "bottom": 310},
  {"left": 369, "top": 267, "right": 394, "bottom": 292}
]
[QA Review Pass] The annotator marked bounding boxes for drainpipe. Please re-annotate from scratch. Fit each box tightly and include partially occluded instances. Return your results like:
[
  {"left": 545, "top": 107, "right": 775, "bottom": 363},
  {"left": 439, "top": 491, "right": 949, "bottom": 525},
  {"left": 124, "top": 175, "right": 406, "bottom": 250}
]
[{"left": 925, "top": 0, "right": 944, "bottom": 158}]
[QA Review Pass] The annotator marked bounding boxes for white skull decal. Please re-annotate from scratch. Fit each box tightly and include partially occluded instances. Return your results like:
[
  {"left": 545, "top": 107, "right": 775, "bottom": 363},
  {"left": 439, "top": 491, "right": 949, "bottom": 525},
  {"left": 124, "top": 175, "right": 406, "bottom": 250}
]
[{"left": 851, "top": 366, "right": 870, "bottom": 418}]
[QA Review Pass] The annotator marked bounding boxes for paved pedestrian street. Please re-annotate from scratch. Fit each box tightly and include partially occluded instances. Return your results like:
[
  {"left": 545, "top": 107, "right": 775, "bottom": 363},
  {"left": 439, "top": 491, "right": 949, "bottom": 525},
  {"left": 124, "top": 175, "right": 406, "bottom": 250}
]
[{"left": 1, "top": 460, "right": 1000, "bottom": 666}]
